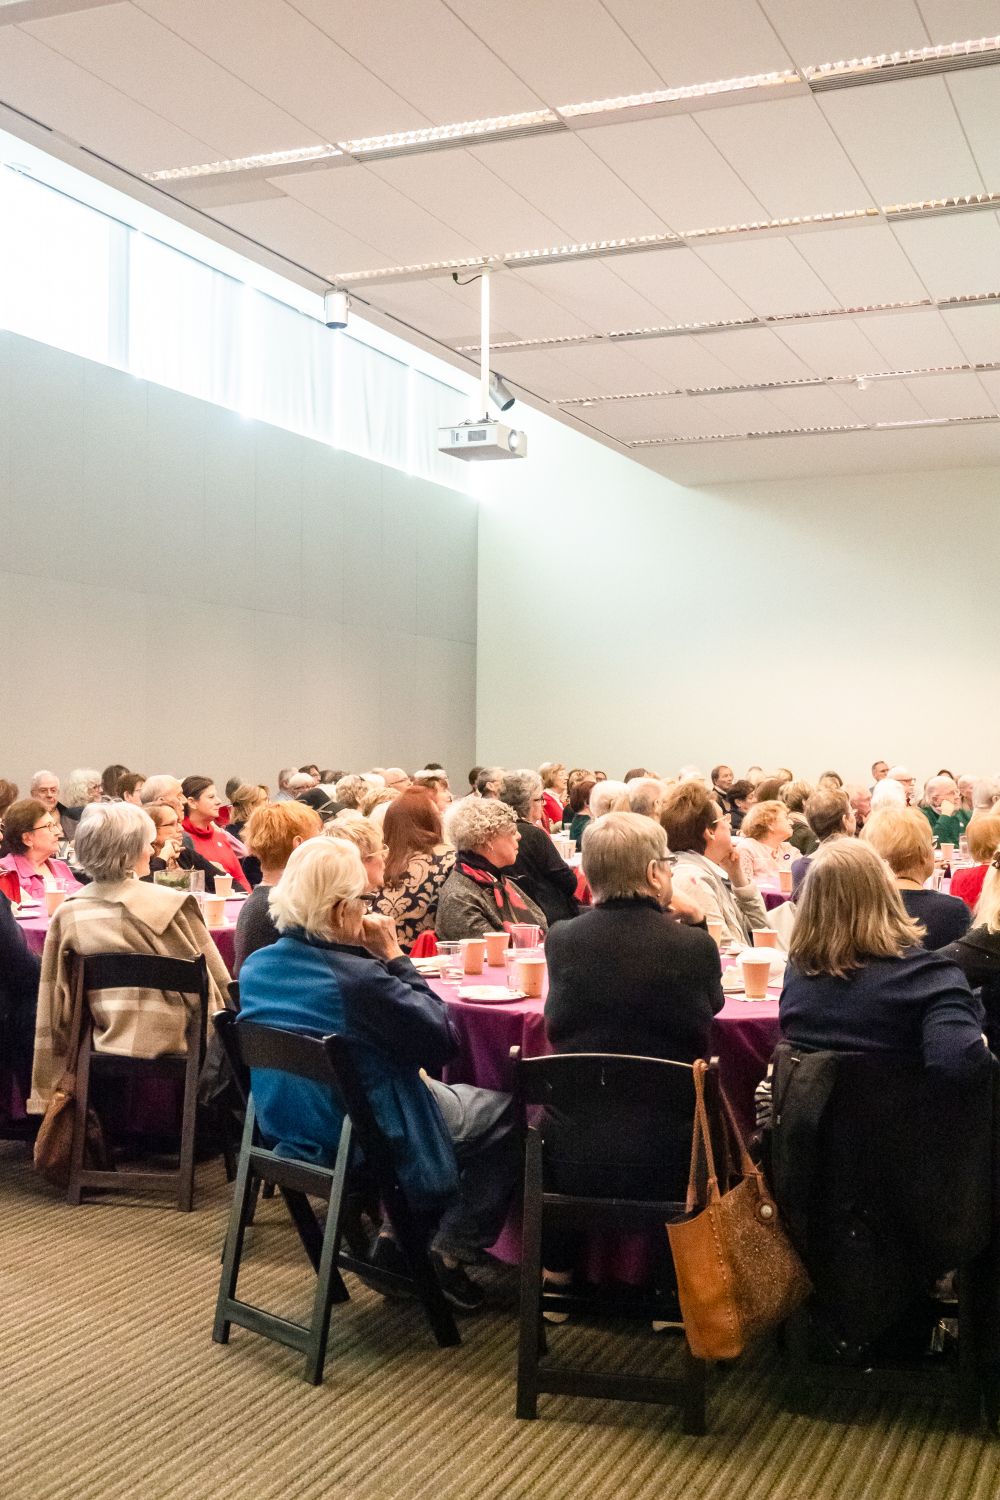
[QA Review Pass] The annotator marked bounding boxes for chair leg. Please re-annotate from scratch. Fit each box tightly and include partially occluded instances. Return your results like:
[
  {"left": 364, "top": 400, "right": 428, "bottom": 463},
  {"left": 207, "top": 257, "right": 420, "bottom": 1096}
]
[
  {"left": 213, "top": 1111, "right": 258, "bottom": 1345},
  {"left": 301, "top": 1121, "right": 357, "bottom": 1384},
  {"left": 66, "top": 1029, "right": 93, "bottom": 1207},
  {"left": 282, "top": 1187, "right": 349, "bottom": 1303},
  {"left": 516, "top": 1132, "right": 545, "bottom": 1419},
  {"left": 957, "top": 1259, "right": 982, "bottom": 1426},
  {"left": 177, "top": 1013, "right": 201, "bottom": 1213},
  {"left": 392, "top": 1206, "right": 461, "bottom": 1349}
]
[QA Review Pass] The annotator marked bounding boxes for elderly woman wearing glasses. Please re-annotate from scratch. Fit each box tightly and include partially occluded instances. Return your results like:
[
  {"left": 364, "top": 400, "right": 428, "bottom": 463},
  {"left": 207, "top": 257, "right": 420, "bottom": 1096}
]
[
  {"left": 435, "top": 798, "right": 546, "bottom": 940},
  {"left": 0, "top": 799, "right": 81, "bottom": 901}
]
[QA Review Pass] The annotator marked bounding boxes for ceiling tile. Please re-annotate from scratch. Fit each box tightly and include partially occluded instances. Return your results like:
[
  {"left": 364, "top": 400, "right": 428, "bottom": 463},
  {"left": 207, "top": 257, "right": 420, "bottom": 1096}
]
[
  {"left": 135, "top": 0, "right": 427, "bottom": 141},
  {"left": 22, "top": 2, "right": 318, "bottom": 157},
  {"left": 860, "top": 308, "right": 968, "bottom": 366},
  {"left": 940, "top": 304, "right": 1000, "bottom": 364},
  {"left": 905, "top": 372, "right": 997, "bottom": 419},
  {"left": 698, "top": 96, "right": 872, "bottom": 217},
  {"left": 758, "top": 0, "right": 930, "bottom": 68},
  {"left": 0, "top": 24, "right": 217, "bottom": 169},
  {"left": 512, "top": 260, "right": 669, "bottom": 331},
  {"left": 364, "top": 279, "right": 487, "bottom": 343},
  {"left": 290, "top": 0, "right": 544, "bottom": 123},
  {"left": 817, "top": 76, "right": 985, "bottom": 204},
  {"left": 602, "top": 0, "right": 793, "bottom": 82},
  {"left": 693, "top": 238, "right": 843, "bottom": 315},
  {"left": 975, "top": 371, "right": 1000, "bottom": 411},
  {"left": 773, "top": 320, "right": 894, "bottom": 376},
  {"left": 607, "top": 246, "right": 753, "bottom": 324},
  {"left": 276, "top": 165, "right": 481, "bottom": 267},
  {"left": 369, "top": 150, "right": 570, "bottom": 250},
  {"left": 694, "top": 390, "right": 795, "bottom": 432},
  {"left": 889, "top": 214, "right": 1000, "bottom": 297},
  {"left": 914, "top": 1, "right": 1000, "bottom": 44},
  {"left": 536, "top": 341, "right": 679, "bottom": 396},
  {"left": 793, "top": 221, "right": 929, "bottom": 305},
  {"left": 686, "top": 327, "right": 816, "bottom": 383},
  {"left": 490, "top": 275, "right": 601, "bottom": 341},
  {"left": 763, "top": 384, "right": 865, "bottom": 427},
  {"left": 836, "top": 378, "right": 941, "bottom": 423},
  {"left": 209, "top": 196, "right": 388, "bottom": 275},
  {"left": 940, "top": 71, "right": 1000, "bottom": 202},
  {"left": 581, "top": 115, "right": 769, "bottom": 229},
  {"left": 468, "top": 133, "right": 670, "bottom": 243},
  {"left": 447, "top": 0, "right": 664, "bottom": 105},
  {"left": 623, "top": 335, "right": 768, "bottom": 391},
  {"left": 482, "top": 346, "right": 595, "bottom": 401},
  {"left": 584, "top": 395, "right": 698, "bottom": 441}
]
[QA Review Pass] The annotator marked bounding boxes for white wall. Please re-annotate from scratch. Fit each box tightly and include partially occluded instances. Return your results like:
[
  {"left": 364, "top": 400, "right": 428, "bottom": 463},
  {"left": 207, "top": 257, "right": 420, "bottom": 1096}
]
[
  {"left": 0, "top": 333, "right": 478, "bottom": 791},
  {"left": 476, "top": 406, "right": 1000, "bottom": 786}
]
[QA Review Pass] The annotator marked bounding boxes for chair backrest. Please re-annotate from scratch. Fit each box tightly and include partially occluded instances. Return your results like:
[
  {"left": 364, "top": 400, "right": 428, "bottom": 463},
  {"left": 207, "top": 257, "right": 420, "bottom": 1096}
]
[
  {"left": 223, "top": 1019, "right": 403, "bottom": 1190},
  {"left": 80, "top": 951, "right": 208, "bottom": 998},
  {"left": 515, "top": 1050, "right": 714, "bottom": 1116}
]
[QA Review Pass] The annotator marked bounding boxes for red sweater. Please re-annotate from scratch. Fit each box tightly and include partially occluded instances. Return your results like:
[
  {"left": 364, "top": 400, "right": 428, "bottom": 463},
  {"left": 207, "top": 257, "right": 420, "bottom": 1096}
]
[
  {"left": 951, "top": 863, "right": 988, "bottom": 911},
  {"left": 182, "top": 818, "right": 250, "bottom": 891}
]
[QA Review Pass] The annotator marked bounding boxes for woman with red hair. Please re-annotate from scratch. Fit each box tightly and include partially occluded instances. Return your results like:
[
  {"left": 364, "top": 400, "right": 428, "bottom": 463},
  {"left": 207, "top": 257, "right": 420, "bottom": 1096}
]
[{"left": 374, "top": 787, "right": 455, "bottom": 950}]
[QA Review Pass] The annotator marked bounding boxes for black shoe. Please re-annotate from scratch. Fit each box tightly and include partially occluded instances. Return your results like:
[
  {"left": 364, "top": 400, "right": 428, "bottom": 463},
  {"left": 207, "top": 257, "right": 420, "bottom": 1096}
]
[{"left": 431, "top": 1252, "right": 485, "bottom": 1313}]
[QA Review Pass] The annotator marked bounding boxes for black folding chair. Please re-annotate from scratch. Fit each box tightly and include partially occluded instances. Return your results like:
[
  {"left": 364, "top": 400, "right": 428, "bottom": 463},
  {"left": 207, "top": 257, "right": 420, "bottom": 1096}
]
[
  {"left": 212, "top": 1014, "right": 460, "bottom": 1385},
  {"left": 66, "top": 952, "right": 209, "bottom": 1211},
  {"left": 513, "top": 1048, "right": 717, "bottom": 1433}
]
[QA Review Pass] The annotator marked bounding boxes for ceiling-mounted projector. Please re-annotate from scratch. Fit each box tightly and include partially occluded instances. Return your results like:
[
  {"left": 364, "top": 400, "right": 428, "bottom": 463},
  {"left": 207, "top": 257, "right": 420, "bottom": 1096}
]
[{"left": 438, "top": 418, "right": 527, "bottom": 461}]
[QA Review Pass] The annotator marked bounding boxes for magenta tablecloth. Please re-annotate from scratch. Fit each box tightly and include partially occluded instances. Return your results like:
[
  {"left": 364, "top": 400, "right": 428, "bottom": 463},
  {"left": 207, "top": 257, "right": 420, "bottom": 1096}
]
[{"left": 16, "top": 896, "right": 241, "bottom": 972}]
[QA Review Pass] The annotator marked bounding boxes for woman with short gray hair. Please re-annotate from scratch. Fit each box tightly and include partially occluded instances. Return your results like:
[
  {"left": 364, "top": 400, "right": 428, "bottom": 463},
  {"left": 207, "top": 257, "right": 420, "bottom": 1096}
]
[
  {"left": 540, "top": 811, "right": 724, "bottom": 1289},
  {"left": 30, "top": 803, "right": 231, "bottom": 1112},
  {"left": 499, "top": 770, "right": 579, "bottom": 928},
  {"left": 436, "top": 797, "right": 546, "bottom": 940}
]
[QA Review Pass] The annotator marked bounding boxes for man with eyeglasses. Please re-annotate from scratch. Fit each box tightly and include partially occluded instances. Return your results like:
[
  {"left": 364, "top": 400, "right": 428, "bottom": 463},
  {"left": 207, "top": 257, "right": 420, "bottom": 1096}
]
[{"left": 30, "top": 770, "right": 69, "bottom": 842}]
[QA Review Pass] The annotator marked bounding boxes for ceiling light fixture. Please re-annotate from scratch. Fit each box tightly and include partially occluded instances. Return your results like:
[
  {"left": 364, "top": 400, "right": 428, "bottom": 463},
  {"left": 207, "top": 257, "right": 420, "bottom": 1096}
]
[
  {"left": 884, "top": 191, "right": 1000, "bottom": 222},
  {"left": 147, "top": 142, "right": 342, "bottom": 181},
  {"left": 805, "top": 35, "right": 1000, "bottom": 90},
  {"left": 557, "top": 69, "right": 804, "bottom": 122},
  {"left": 627, "top": 414, "right": 1000, "bottom": 446},
  {"left": 339, "top": 109, "right": 560, "bottom": 157},
  {"left": 683, "top": 206, "right": 879, "bottom": 241},
  {"left": 557, "top": 361, "right": 1000, "bottom": 405}
]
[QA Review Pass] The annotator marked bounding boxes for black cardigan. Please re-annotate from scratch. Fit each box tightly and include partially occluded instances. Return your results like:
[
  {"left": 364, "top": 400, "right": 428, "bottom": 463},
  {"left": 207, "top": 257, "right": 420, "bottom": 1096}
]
[
  {"left": 511, "top": 820, "right": 579, "bottom": 926},
  {"left": 0, "top": 895, "right": 41, "bottom": 1095},
  {"left": 943, "top": 925, "right": 1000, "bottom": 1051},
  {"left": 544, "top": 895, "right": 723, "bottom": 1061}
]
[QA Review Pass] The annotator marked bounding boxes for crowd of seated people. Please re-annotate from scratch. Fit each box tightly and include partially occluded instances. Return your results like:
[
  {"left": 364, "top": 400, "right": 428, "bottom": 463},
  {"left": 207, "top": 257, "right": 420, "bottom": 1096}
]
[{"left": 3, "top": 747, "right": 1000, "bottom": 1324}]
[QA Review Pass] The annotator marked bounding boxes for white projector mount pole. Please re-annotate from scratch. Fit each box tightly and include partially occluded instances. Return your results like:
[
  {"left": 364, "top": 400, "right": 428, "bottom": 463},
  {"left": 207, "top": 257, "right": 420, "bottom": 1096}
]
[{"left": 479, "top": 266, "right": 491, "bottom": 419}]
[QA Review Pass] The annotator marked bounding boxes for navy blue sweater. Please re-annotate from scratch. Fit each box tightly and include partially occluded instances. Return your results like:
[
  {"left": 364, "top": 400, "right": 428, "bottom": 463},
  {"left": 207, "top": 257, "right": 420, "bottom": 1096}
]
[{"left": 779, "top": 948, "right": 987, "bottom": 1082}]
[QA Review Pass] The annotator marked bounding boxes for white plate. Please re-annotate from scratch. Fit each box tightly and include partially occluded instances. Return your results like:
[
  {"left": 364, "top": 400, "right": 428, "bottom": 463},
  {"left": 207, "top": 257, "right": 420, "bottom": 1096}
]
[{"left": 457, "top": 985, "right": 524, "bottom": 1004}]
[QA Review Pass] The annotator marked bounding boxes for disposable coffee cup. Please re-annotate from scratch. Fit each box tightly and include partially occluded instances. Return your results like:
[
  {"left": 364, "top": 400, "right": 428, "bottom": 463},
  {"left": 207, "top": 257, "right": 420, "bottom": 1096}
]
[
  {"left": 778, "top": 869, "right": 793, "bottom": 894},
  {"left": 752, "top": 928, "right": 778, "bottom": 949},
  {"left": 510, "top": 923, "right": 541, "bottom": 950},
  {"left": 706, "top": 917, "right": 723, "bottom": 947},
  {"left": 741, "top": 953, "right": 772, "bottom": 1000},
  {"left": 518, "top": 954, "right": 546, "bottom": 999},
  {"left": 203, "top": 894, "right": 226, "bottom": 927},
  {"left": 485, "top": 930, "right": 510, "bottom": 966},
  {"left": 461, "top": 937, "right": 486, "bottom": 975},
  {"left": 214, "top": 875, "right": 234, "bottom": 899},
  {"left": 44, "top": 888, "right": 67, "bottom": 918},
  {"left": 941, "top": 843, "right": 955, "bottom": 865}
]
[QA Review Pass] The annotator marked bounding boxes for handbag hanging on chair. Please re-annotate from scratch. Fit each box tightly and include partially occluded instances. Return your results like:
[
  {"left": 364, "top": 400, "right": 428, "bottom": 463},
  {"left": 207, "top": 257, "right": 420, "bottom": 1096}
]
[
  {"left": 667, "top": 1058, "right": 810, "bottom": 1361},
  {"left": 33, "top": 959, "right": 112, "bottom": 1187}
]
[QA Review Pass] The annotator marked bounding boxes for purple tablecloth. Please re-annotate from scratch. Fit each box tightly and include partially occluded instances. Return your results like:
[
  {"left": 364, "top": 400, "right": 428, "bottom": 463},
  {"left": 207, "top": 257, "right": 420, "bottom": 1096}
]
[{"left": 16, "top": 896, "right": 241, "bottom": 971}]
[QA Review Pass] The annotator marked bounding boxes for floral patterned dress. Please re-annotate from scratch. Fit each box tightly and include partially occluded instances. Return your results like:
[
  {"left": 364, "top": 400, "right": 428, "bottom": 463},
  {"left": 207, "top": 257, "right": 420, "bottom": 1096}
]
[{"left": 375, "top": 847, "right": 456, "bottom": 951}]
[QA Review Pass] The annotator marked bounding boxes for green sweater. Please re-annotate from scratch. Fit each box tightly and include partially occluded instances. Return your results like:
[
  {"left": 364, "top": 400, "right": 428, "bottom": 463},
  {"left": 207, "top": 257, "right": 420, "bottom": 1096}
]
[{"left": 920, "top": 803, "right": 971, "bottom": 845}]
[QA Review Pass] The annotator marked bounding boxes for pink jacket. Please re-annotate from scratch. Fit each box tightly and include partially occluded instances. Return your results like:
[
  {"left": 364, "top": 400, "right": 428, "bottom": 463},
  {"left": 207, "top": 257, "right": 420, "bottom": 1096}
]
[{"left": 0, "top": 853, "right": 81, "bottom": 902}]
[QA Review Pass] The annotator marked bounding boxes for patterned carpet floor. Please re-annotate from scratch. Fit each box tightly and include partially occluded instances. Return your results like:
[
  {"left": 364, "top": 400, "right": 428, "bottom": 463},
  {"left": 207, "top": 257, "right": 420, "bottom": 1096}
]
[{"left": 1, "top": 1141, "right": 997, "bottom": 1500}]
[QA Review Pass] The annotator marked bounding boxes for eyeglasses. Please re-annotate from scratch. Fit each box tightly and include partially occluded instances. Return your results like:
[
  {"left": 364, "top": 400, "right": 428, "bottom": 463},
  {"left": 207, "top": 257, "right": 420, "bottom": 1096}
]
[{"left": 31, "top": 819, "right": 59, "bottom": 831}]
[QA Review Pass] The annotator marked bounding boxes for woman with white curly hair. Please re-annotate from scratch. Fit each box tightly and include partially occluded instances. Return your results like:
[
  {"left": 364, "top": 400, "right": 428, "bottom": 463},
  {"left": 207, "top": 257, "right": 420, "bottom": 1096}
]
[{"left": 435, "top": 797, "right": 546, "bottom": 940}]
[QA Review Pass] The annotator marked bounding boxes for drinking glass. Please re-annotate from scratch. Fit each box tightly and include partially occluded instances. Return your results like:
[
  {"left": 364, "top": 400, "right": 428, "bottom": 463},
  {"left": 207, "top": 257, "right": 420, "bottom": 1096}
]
[
  {"left": 503, "top": 949, "right": 522, "bottom": 994},
  {"left": 510, "top": 924, "right": 541, "bottom": 950},
  {"left": 188, "top": 869, "right": 206, "bottom": 904},
  {"left": 437, "top": 942, "right": 463, "bottom": 982}
]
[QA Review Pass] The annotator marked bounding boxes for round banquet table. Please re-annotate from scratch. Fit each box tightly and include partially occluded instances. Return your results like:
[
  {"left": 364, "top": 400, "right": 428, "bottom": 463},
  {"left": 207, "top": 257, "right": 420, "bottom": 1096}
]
[
  {"left": 429, "top": 966, "right": 781, "bottom": 1135},
  {"left": 15, "top": 894, "right": 242, "bottom": 972}
]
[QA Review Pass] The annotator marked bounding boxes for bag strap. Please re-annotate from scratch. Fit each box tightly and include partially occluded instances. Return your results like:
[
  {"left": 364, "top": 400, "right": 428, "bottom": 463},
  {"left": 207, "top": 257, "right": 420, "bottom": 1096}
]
[
  {"left": 685, "top": 1060, "right": 769, "bottom": 1211},
  {"left": 61, "top": 956, "right": 90, "bottom": 1082}
]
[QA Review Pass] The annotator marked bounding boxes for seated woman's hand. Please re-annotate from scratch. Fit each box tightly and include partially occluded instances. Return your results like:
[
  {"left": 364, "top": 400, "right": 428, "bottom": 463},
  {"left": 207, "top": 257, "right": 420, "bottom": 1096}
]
[
  {"left": 669, "top": 877, "right": 709, "bottom": 926},
  {"left": 361, "top": 913, "right": 403, "bottom": 962}
]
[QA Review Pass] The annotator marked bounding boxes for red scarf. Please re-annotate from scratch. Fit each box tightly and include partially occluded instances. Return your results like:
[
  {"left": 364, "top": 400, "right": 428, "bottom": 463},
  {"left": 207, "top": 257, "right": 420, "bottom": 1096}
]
[{"left": 457, "top": 859, "right": 532, "bottom": 916}]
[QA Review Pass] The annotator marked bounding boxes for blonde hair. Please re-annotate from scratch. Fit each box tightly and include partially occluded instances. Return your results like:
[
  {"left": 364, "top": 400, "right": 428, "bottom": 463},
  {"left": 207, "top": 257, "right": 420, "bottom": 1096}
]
[
  {"left": 359, "top": 786, "right": 398, "bottom": 817},
  {"left": 967, "top": 811, "right": 1000, "bottom": 865},
  {"left": 861, "top": 806, "right": 933, "bottom": 880},
  {"left": 269, "top": 838, "right": 365, "bottom": 939},
  {"left": 539, "top": 762, "right": 566, "bottom": 790},
  {"left": 975, "top": 859, "right": 1000, "bottom": 935},
  {"left": 790, "top": 841, "right": 925, "bottom": 978},
  {"left": 231, "top": 783, "right": 268, "bottom": 824},
  {"left": 740, "top": 800, "right": 787, "bottom": 842},
  {"left": 582, "top": 812, "right": 667, "bottom": 903},
  {"left": 325, "top": 811, "right": 383, "bottom": 860},
  {"left": 779, "top": 779, "right": 814, "bottom": 814}
]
